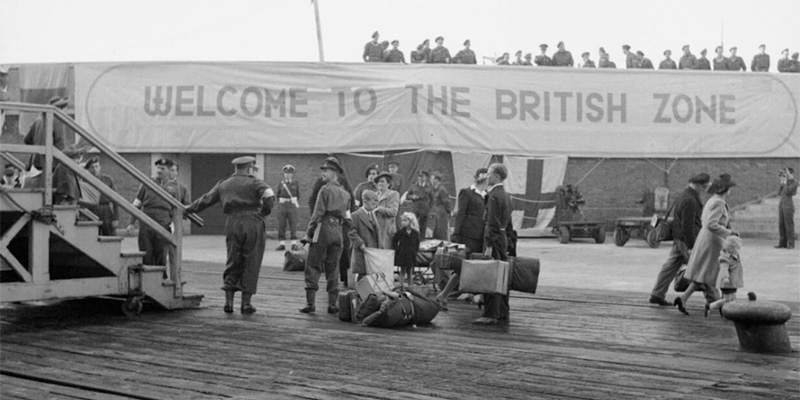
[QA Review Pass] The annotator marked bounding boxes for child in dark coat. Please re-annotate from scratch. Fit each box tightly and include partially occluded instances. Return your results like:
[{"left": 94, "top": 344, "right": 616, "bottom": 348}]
[{"left": 393, "top": 212, "right": 420, "bottom": 288}]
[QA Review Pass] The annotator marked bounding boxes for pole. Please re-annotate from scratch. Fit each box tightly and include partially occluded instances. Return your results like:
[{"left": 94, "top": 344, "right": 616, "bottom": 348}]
[
  {"left": 313, "top": 0, "right": 325, "bottom": 61},
  {"left": 720, "top": 20, "right": 724, "bottom": 49}
]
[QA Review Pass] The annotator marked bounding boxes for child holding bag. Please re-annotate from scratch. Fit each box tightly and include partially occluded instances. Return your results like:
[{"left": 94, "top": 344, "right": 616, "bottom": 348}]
[
  {"left": 707, "top": 235, "right": 744, "bottom": 317},
  {"left": 393, "top": 212, "right": 420, "bottom": 288}
]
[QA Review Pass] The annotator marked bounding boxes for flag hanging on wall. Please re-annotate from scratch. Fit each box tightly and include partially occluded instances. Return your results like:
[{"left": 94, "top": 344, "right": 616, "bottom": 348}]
[{"left": 504, "top": 155, "right": 567, "bottom": 231}]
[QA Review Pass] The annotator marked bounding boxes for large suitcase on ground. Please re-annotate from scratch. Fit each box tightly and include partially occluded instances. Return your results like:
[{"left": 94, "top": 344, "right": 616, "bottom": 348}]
[
  {"left": 338, "top": 290, "right": 359, "bottom": 323},
  {"left": 459, "top": 259, "right": 510, "bottom": 295},
  {"left": 509, "top": 256, "right": 540, "bottom": 294}
]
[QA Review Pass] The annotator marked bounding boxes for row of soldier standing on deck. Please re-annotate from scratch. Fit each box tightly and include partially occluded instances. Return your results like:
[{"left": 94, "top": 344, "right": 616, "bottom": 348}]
[{"left": 364, "top": 31, "right": 800, "bottom": 73}]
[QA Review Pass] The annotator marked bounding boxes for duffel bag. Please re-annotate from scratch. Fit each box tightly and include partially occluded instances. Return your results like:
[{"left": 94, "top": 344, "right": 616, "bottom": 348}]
[
  {"left": 355, "top": 293, "right": 383, "bottom": 323},
  {"left": 460, "top": 259, "right": 510, "bottom": 295},
  {"left": 362, "top": 295, "right": 415, "bottom": 328},
  {"left": 509, "top": 256, "right": 540, "bottom": 294},
  {"left": 282, "top": 245, "right": 307, "bottom": 272},
  {"left": 404, "top": 289, "right": 440, "bottom": 325}
]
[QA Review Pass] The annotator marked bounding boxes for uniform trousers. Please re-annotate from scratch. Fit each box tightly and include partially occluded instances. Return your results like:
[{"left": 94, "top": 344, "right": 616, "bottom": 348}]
[
  {"left": 414, "top": 211, "right": 429, "bottom": 239},
  {"left": 650, "top": 240, "right": 718, "bottom": 304},
  {"left": 482, "top": 235, "right": 510, "bottom": 320},
  {"left": 138, "top": 218, "right": 171, "bottom": 266},
  {"left": 276, "top": 202, "right": 298, "bottom": 240},
  {"left": 778, "top": 206, "right": 796, "bottom": 247},
  {"left": 223, "top": 214, "right": 266, "bottom": 294},
  {"left": 305, "top": 220, "right": 343, "bottom": 296},
  {"left": 88, "top": 203, "right": 115, "bottom": 236}
]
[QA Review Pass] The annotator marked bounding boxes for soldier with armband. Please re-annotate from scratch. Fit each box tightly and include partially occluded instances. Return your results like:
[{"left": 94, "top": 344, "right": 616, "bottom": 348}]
[{"left": 185, "top": 156, "right": 275, "bottom": 315}]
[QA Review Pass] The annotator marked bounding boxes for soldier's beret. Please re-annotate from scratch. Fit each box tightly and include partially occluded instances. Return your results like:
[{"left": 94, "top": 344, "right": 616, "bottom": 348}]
[
  {"left": 372, "top": 31, "right": 379, "bottom": 39},
  {"left": 321, "top": 157, "right": 343, "bottom": 173},
  {"left": 374, "top": 171, "right": 393, "bottom": 184},
  {"left": 557, "top": 41, "right": 564, "bottom": 47},
  {"left": 489, "top": 163, "right": 508, "bottom": 181},
  {"left": 758, "top": 44, "right": 765, "bottom": 49},
  {"left": 730, "top": 46, "right": 737, "bottom": 51},
  {"left": 464, "top": 39, "right": 470, "bottom": 46},
  {"left": 364, "top": 163, "right": 380, "bottom": 178},
  {"left": 715, "top": 45, "right": 723, "bottom": 52},
  {"left": 622, "top": 44, "right": 631, "bottom": 50},
  {"left": 636, "top": 50, "right": 644, "bottom": 56},
  {"left": 391, "top": 40, "right": 399, "bottom": 45},
  {"left": 231, "top": 156, "right": 255, "bottom": 166},
  {"left": 435, "top": 36, "right": 444, "bottom": 42},
  {"left": 663, "top": 49, "right": 671, "bottom": 55},
  {"left": 155, "top": 158, "right": 175, "bottom": 167},
  {"left": 599, "top": 47, "right": 606, "bottom": 53},
  {"left": 700, "top": 48, "right": 707, "bottom": 55},
  {"left": 48, "top": 96, "right": 70, "bottom": 109},
  {"left": 540, "top": 43, "right": 548, "bottom": 49},
  {"left": 792, "top": 52, "right": 799, "bottom": 59},
  {"left": 282, "top": 164, "right": 295, "bottom": 173},
  {"left": 782, "top": 48, "right": 789, "bottom": 54},
  {"left": 84, "top": 157, "right": 99, "bottom": 169},
  {"left": 682, "top": 44, "right": 689, "bottom": 51},
  {"left": 582, "top": 52, "right": 590, "bottom": 57},
  {"left": 688, "top": 173, "right": 710, "bottom": 185}
]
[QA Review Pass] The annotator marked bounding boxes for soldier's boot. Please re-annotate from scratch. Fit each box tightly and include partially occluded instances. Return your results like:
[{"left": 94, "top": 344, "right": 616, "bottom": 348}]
[
  {"left": 223, "top": 290, "right": 235, "bottom": 314},
  {"left": 299, "top": 290, "right": 316, "bottom": 314},
  {"left": 240, "top": 292, "right": 256, "bottom": 315},
  {"left": 327, "top": 292, "right": 339, "bottom": 314}
]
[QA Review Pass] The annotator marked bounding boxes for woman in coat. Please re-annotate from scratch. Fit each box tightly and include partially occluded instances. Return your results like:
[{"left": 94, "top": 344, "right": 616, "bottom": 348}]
[
  {"left": 674, "top": 174, "right": 738, "bottom": 315},
  {"left": 373, "top": 172, "right": 399, "bottom": 250}
]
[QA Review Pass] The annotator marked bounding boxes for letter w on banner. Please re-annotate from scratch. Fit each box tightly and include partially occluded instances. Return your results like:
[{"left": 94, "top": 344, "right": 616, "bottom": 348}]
[{"left": 504, "top": 156, "right": 567, "bottom": 232}]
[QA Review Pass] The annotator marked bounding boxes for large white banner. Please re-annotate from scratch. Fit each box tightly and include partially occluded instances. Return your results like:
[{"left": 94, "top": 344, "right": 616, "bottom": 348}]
[{"left": 74, "top": 62, "right": 800, "bottom": 158}]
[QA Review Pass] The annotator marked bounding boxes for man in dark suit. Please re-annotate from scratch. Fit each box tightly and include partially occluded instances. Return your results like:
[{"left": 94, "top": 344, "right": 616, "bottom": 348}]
[
  {"left": 348, "top": 190, "right": 381, "bottom": 282},
  {"left": 473, "top": 163, "right": 513, "bottom": 325},
  {"left": 648, "top": 173, "right": 716, "bottom": 306},
  {"left": 404, "top": 171, "right": 433, "bottom": 238},
  {"left": 452, "top": 168, "right": 489, "bottom": 253}
]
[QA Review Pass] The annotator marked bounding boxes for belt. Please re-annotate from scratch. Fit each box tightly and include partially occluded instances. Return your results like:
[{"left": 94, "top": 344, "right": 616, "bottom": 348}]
[
  {"left": 228, "top": 208, "right": 260, "bottom": 216},
  {"left": 322, "top": 216, "right": 342, "bottom": 225}
]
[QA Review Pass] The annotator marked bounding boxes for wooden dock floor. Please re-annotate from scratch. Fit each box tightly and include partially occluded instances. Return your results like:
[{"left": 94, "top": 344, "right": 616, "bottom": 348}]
[{"left": 2, "top": 261, "right": 799, "bottom": 400}]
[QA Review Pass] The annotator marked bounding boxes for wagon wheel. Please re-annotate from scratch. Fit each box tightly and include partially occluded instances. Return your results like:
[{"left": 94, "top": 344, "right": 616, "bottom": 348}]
[
  {"left": 121, "top": 296, "right": 143, "bottom": 317},
  {"left": 594, "top": 225, "right": 607, "bottom": 244},
  {"left": 613, "top": 228, "right": 630, "bottom": 246},
  {"left": 558, "top": 226, "right": 570, "bottom": 244},
  {"left": 646, "top": 229, "right": 661, "bottom": 248}
]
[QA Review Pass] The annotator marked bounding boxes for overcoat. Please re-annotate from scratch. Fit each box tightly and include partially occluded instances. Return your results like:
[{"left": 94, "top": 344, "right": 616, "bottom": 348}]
[
  {"left": 374, "top": 189, "right": 399, "bottom": 249},
  {"left": 685, "top": 195, "right": 732, "bottom": 287},
  {"left": 348, "top": 207, "right": 381, "bottom": 274}
]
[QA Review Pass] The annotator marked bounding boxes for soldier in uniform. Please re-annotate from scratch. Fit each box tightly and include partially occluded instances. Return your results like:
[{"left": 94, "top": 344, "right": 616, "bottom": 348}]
[
  {"left": 363, "top": 31, "right": 383, "bottom": 62},
  {"left": 403, "top": 170, "right": 433, "bottom": 239},
  {"left": 353, "top": 164, "right": 379, "bottom": 208},
  {"left": 534, "top": 44, "right": 552, "bottom": 66},
  {"left": 728, "top": 47, "right": 747, "bottom": 71},
  {"left": 637, "top": 51, "right": 654, "bottom": 69},
  {"left": 84, "top": 157, "right": 119, "bottom": 236},
  {"left": 383, "top": 40, "right": 405, "bottom": 63},
  {"left": 472, "top": 163, "right": 513, "bottom": 325},
  {"left": 452, "top": 39, "right": 477, "bottom": 64},
  {"left": 678, "top": 45, "right": 697, "bottom": 69},
  {"left": 186, "top": 156, "right": 275, "bottom": 314},
  {"left": 429, "top": 36, "right": 451, "bottom": 64},
  {"left": 521, "top": 53, "right": 533, "bottom": 66},
  {"left": 496, "top": 52, "right": 510, "bottom": 65},
  {"left": 778, "top": 49, "right": 792, "bottom": 72},
  {"left": 776, "top": 168, "right": 797, "bottom": 249},
  {"left": 300, "top": 157, "right": 352, "bottom": 314},
  {"left": 127, "top": 159, "right": 183, "bottom": 266},
  {"left": 623, "top": 44, "right": 638, "bottom": 69},
  {"left": 275, "top": 164, "right": 300, "bottom": 251},
  {"left": 581, "top": 52, "right": 596, "bottom": 68},
  {"left": 659, "top": 50, "right": 677, "bottom": 70},
  {"left": 598, "top": 47, "right": 616, "bottom": 68},
  {"left": 696, "top": 49, "right": 711, "bottom": 70},
  {"left": 713, "top": 46, "right": 729, "bottom": 71},
  {"left": 512, "top": 50, "right": 524, "bottom": 65},
  {"left": 552, "top": 41, "right": 574, "bottom": 67},
  {"left": 751, "top": 44, "right": 770, "bottom": 71},
  {"left": 167, "top": 162, "right": 190, "bottom": 206},
  {"left": 790, "top": 53, "right": 800, "bottom": 73},
  {"left": 410, "top": 39, "right": 430, "bottom": 63},
  {"left": 387, "top": 160, "right": 405, "bottom": 194}
]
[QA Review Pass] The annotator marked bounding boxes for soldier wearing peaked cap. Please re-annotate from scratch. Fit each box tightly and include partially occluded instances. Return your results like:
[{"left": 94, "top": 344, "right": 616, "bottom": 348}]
[
  {"left": 300, "top": 157, "right": 353, "bottom": 314},
  {"left": 751, "top": 44, "right": 770, "bottom": 72},
  {"left": 535, "top": 44, "right": 552, "bottom": 66},
  {"left": 363, "top": 31, "right": 383, "bottom": 62},
  {"left": 728, "top": 47, "right": 747, "bottom": 71},
  {"left": 452, "top": 39, "right": 477, "bottom": 64},
  {"left": 275, "top": 164, "right": 300, "bottom": 251},
  {"left": 185, "top": 156, "right": 275, "bottom": 314}
]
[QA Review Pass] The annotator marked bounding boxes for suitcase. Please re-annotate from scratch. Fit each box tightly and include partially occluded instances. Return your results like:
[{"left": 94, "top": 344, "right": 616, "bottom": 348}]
[
  {"left": 338, "top": 290, "right": 358, "bottom": 322},
  {"left": 509, "top": 256, "right": 540, "bottom": 294},
  {"left": 459, "top": 259, "right": 510, "bottom": 295}
]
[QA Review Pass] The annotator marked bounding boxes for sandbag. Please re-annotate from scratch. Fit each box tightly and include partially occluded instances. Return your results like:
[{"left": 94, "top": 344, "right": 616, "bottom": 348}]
[
  {"left": 509, "top": 256, "right": 540, "bottom": 294},
  {"left": 460, "top": 259, "right": 510, "bottom": 295},
  {"left": 363, "top": 295, "right": 415, "bottom": 328},
  {"left": 404, "top": 289, "right": 440, "bottom": 325},
  {"left": 283, "top": 245, "right": 307, "bottom": 271}
]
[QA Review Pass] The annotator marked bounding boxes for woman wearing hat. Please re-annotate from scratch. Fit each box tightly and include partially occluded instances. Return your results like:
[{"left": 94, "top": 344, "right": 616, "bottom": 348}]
[
  {"left": 674, "top": 174, "right": 738, "bottom": 315},
  {"left": 373, "top": 171, "right": 399, "bottom": 249},
  {"left": 353, "top": 164, "right": 379, "bottom": 208}
]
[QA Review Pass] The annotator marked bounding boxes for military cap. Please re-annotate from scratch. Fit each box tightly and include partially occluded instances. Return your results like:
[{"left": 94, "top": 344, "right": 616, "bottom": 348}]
[
  {"left": 700, "top": 48, "right": 707, "bottom": 55},
  {"left": 48, "top": 96, "right": 70, "bottom": 109},
  {"left": 557, "top": 41, "right": 564, "bottom": 48},
  {"left": 730, "top": 46, "right": 737, "bottom": 51},
  {"left": 422, "top": 39, "right": 430, "bottom": 45},
  {"left": 155, "top": 158, "right": 175, "bottom": 167},
  {"left": 320, "top": 157, "right": 343, "bottom": 173},
  {"left": 715, "top": 45, "right": 723, "bottom": 52},
  {"left": 582, "top": 51, "right": 590, "bottom": 57},
  {"left": 373, "top": 171, "right": 393, "bottom": 184},
  {"left": 387, "top": 160, "right": 399, "bottom": 167},
  {"left": 682, "top": 44, "right": 690, "bottom": 51},
  {"left": 488, "top": 163, "right": 508, "bottom": 181},
  {"left": 758, "top": 44, "right": 765, "bottom": 49},
  {"left": 372, "top": 31, "right": 379, "bottom": 39},
  {"left": 663, "top": 49, "right": 671, "bottom": 56},
  {"left": 782, "top": 48, "right": 789, "bottom": 54},
  {"left": 231, "top": 156, "right": 255, "bottom": 166},
  {"left": 84, "top": 157, "right": 99, "bottom": 169},
  {"left": 435, "top": 36, "right": 444, "bottom": 42},
  {"left": 622, "top": 44, "right": 631, "bottom": 50},
  {"left": 364, "top": 163, "right": 380, "bottom": 178},
  {"left": 282, "top": 164, "right": 295, "bottom": 173},
  {"left": 636, "top": 50, "right": 644, "bottom": 56},
  {"left": 540, "top": 43, "right": 548, "bottom": 50},
  {"left": 463, "top": 39, "right": 470, "bottom": 46},
  {"left": 391, "top": 39, "right": 399, "bottom": 45},
  {"left": 417, "top": 170, "right": 430, "bottom": 177},
  {"left": 688, "top": 173, "right": 710, "bottom": 185}
]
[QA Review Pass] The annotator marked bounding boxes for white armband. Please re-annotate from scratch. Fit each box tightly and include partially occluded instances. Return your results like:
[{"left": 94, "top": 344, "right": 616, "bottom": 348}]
[{"left": 263, "top": 188, "right": 275, "bottom": 198}]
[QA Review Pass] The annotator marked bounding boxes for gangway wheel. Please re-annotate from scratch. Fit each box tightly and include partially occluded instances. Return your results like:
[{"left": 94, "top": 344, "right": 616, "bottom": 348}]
[{"left": 121, "top": 296, "right": 144, "bottom": 317}]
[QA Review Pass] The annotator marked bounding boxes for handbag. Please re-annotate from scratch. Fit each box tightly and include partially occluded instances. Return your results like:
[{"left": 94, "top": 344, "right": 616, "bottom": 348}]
[
  {"left": 673, "top": 265, "right": 690, "bottom": 292},
  {"left": 651, "top": 201, "right": 676, "bottom": 242}
]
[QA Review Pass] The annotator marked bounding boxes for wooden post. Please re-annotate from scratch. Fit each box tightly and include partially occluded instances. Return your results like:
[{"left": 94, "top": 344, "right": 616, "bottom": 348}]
[
  {"left": 44, "top": 111, "right": 53, "bottom": 207},
  {"left": 170, "top": 207, "right": 184, "bottom": 298}
]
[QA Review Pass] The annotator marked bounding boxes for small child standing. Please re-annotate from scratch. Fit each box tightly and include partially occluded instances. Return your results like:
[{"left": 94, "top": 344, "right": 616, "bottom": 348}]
[
  {"left": 393, "top": 212, "right": 420, "bottom": 288},
  {"left": 707, "top": 235, "right": 744, "bottom": 317}
]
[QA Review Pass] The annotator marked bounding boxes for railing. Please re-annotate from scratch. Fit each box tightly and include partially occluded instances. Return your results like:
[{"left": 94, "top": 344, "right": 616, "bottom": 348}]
[{"left": 0, "top": 101, "right": 202, "bottom": 298}]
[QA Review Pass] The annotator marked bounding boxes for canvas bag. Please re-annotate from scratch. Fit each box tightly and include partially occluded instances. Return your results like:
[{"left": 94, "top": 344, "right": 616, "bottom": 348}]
[
  {"left": 651, "top": 201, "right": 676, "bottom": 242},
  {"left": 355, "top": 273, "right": 394, "bottom": 300},
  {"left": 363, "top": 248, "right": 395, "bottom": 278},
  {"left": 282, "top": 245, "right": 307, "bottom": 271},
  {"left": 509, "top": 256, "right": 540, "bottom": 294},
  {"left": 459, "top": 259, "right": 510, "bottom": 295}
]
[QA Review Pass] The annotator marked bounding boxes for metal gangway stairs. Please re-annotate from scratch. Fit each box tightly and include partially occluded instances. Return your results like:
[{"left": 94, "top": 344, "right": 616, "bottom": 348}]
[{"left": 0, "top": 102, "right": 203, "bottom": 315}]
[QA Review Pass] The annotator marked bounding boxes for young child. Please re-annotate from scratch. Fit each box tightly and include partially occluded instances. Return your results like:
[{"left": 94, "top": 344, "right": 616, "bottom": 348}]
[
  {"left": 707, "top": 235, "right": 744, "bottom": 317},
  {"left": 392, "top": 212, "right": 420, "bottom": 288}
]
